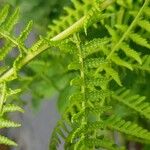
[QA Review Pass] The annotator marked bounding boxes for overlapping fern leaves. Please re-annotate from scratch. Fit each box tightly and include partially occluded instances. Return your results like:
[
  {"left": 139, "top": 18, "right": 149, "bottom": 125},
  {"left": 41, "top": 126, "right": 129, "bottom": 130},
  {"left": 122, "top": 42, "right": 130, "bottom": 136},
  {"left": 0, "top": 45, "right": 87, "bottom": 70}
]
[
  {"left": 0, "top": 83, "right": 23, "bottom": 146},
  {"left": 49, "top": 0, "right": 150, "bottom": 149},
  {"left": 0, "top": 5, "right": 49, "bottom": 146},
  {"left": 48, "top": 0, "right": 94, "bottom": 38},
  {"left": 0, "top": 5, "right": 29, "bottom": 145},
  {"left": 0, "top": 0, "right": 150, "bottom": 149}
]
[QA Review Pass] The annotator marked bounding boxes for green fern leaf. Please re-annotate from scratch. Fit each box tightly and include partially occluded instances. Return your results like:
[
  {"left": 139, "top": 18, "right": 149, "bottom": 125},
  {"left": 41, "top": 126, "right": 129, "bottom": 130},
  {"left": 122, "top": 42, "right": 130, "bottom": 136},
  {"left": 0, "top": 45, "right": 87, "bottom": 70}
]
[
  {"left": 104, "top": 67, "right": 122, "bottom": 86},
  {"left": 0, "top": 135, "right": 17, "bottom": 146},
  {"left": 18, "top": 20, "right": 33, "bottom": 43},
  {"left": 0, "top": 5, "right": 9, "bottom": 26},
  {"left": 2, "top": 8, "right": 19, "bottom": 32},
  {"left": 87, "top": 76, "right": 109, "bottom": 90},
  {"left": 48, "top": 0, "right": 93, "bottom": 37},
  {"left": 0, "top": 118, "right": 21, "bottom": 129},
  {"left": 129, "top": 33, "right": 150, "bottom": 49},
  {"left": 113, "top": 88, "right": 150, "bottom": 119},
  {"left": 49, "top": 120, "right": 69, "bottom": 150},
  {"left": 82, "top": 37, "right": 110, "bottom": 58},
  {"left": 86, "top": 138, "right": 124, "bottom": 150},
  {"left": 2, "top": 104, "right": 24, "bottom": 114},
  {"left": 134, "top": 55, "right": 150, "bottom": 72},
  {"left": 138, "top": 19, "right": 150, "bottom": 33},
  {"left": 107, "top": 116, "right": 150, "bottom": 141},
  {"left": 111, "top": 54, "right": 133, "bottom": 70},
  {"left": 85, "top": 58, "right": 109, "bottom": 69},
  {"left": 120, "top": 43, "right": 142, "bottom": 64},
  {"left": 144, "top": 7, "right": 150, "bottom": 17},
  {"left": 105, "top": 25, "right": 119, "bottom": 42}
]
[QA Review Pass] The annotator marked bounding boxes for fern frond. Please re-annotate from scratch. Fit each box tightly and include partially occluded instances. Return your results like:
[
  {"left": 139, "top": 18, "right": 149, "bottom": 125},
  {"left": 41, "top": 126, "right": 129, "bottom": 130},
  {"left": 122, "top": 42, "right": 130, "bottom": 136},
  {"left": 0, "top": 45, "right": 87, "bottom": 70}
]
[
  {"left": 112, "top": 88, "right": 150, "bottom": 119},
  {"left": 111, "top": 54, "right": 133, "bottom": 70},
  {"left": 85, "top": 58, "right": 109, "bottom": 69},
  {"left": 105, "top": 25, "right": 119, "bottom": 42},
  {"left": 0, "top": 8, "right": 50, "bottom": 84},
  {"left": 50, "top": 0, "right": 115, "bottom": 41},
  {"left": 2, "top": 104, "right": 24, "bottom": 114},
  {"left": 0, "top": 0, "right": 149, "bottom": 149},
  {"left": 49, "top": 120, "right": 70, "bottom": 150},
  {"left": 2, "top": 8, "right": 19, "bottom": 32},
  {"left": 82, "top": 37, "right": 110, "bottom": 58},
  {"left": 48, "top": 0, "right": 94, "bottom": 37},
  {"left": 138, "top": 19, "right": 150, "bottom": 33},
  {"left": 104, "top": 67, "right": 122, "bottom": 86},
  {"left": 134, "top": 55, "right": 150, "bottom": 72},
  {"left": 0, "top": 135, "right": 17, "bottom": 146},
  {"left": 0, "top": 118, "right": 21, "bottom": 129},
  {"left": 106, "top": 25, "right": 143, "bottom": 64},
  {"left": 0, "top": 5, "right": 29, "bottom": 64},
  {"left": 144, "top": 6, "right": 150, "bottom": 17},
  {"left": 86, "top": 138, "right": 124, "bottom": 150},
  {"left": 0, "top": 83, "right": 23, "bottom": 146},
  {"left": 83, "top": 0, "right": 112, "bottom": 35},
  {"left": 106, "top": 0, "right": 150, "bottom": 59},
  {"left": 107, "top": 115, "right": 150, "bottom": 141},
  {"left": 0, "top": 5, "right": 9, "bottom": 26},
  {"left": 18, "top": 20, "right": 33, "bottom": 44},
  {"left": 87, "top": 76, "right": 110, "bottom": 90},
  {"left": 129, "top": 33, "right": 150, "bottom": 49},
  {"left": 115, "top": 24, "right": 150, "bottom": 49},
  {"left": 120, "top": 43, "right": 142, "bottom": 64}
]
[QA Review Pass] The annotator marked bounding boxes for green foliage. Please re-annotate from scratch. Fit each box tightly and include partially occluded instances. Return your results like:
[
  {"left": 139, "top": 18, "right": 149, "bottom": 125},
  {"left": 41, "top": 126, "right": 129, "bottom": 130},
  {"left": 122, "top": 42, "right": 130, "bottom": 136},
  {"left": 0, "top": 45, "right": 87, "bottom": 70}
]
[
  {"left": 49, "top": 0, "right": 150, "bottom": 149},
  {"left": 0, "top": 0, "right": 150, "bottom": 149},
  {"left": 0, "top": 4, "right": 49, "bottom": 145},
  {"left": 48, "top": 0, "right": 94, "bottom": 37},
  {"left": 0, "top": 83, "right": 23, "bottom": 146},
  {"left": 0, "top": 0, "right": 70, "bottom": 32},
  {"left": 113, "top": 88, "right": 150, "bottom": 119}
]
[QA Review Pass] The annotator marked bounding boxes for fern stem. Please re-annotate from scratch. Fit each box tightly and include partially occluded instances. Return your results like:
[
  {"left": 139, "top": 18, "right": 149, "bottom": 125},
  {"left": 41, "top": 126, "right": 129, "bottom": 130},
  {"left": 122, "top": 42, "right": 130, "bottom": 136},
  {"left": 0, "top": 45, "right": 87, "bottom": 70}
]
[
  {"left": 0, "top": 0, "right": 114, "bottom": 83},
  {"left": 19, "top": 41, "right": 49, "bottom": 66},
  {"left": 0, "top": 68, "right": 14, "bottom": 82},
  {"left": 76, "top": 37, "right": 86, "bottom": 116},
  {"left": 51, "top": 16, "right": 86, "bottom": 41},
  {"left": 74, "top": 34, "right": 87, "bottom": 147},
  {"left": 0, "top": 40, "right": 49, "bottom": 83},
  {"left": 51, "top": 0, "right": 115, "bottom": 41},
  {"left": 0, "top": 83, "right": 6, "bottom": 113},
  {"left": 106, "top": 0, "right": 150, "bottom": 59}
]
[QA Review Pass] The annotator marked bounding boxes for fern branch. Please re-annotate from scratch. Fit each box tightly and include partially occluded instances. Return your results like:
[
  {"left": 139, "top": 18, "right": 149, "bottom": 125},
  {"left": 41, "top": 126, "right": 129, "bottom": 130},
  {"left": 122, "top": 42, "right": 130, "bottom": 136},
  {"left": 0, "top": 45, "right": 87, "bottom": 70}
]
[
  {"left": 107, "top": 116, "right": 150, "bottom": 141},
  {"left": 73, "top": 34, "right": 87, "bottom": 145},
  {"left": 0, "top": 0, "right": 113, "bottom": 83},
  {"left": 0, "top": 39, "right": 49, "bottom": 83},
  {"left": 0, "top": 29, "right": 27, "bottom": 52},
  {"left": 106, "top": 0, "right": 150, "bottom": 59},
  {"left": 112, "top": 88, "right": 150, "bottom": 119},
  {"left": 51, "top": 0, "right": 115, "bottom": 41}
]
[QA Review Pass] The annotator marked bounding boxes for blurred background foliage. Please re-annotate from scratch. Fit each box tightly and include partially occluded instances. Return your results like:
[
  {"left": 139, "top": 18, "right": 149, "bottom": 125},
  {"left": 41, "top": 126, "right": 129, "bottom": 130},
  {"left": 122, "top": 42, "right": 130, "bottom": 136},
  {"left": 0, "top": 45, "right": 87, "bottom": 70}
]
[
  {"left": 0, "top": 0, "right": 72, "bottom": 111},
  {"left": 0, "top": 0, "right": 70, "bottom": 33}
]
